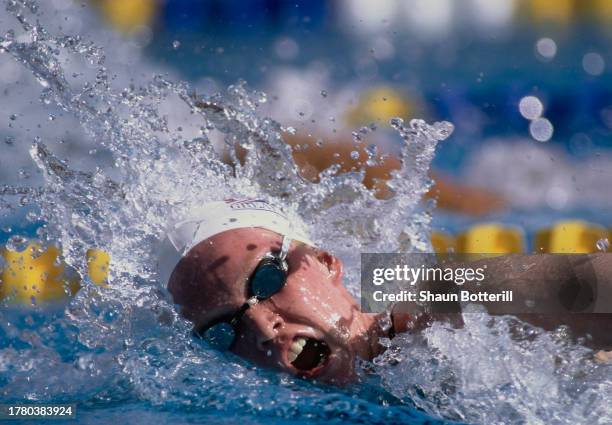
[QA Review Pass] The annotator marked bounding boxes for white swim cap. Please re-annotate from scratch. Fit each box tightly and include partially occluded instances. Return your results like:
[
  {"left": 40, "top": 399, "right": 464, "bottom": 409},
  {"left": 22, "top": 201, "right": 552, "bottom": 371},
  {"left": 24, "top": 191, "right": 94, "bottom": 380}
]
[{"left": 157, "top": 199, "right": 312, "bottom": 285}]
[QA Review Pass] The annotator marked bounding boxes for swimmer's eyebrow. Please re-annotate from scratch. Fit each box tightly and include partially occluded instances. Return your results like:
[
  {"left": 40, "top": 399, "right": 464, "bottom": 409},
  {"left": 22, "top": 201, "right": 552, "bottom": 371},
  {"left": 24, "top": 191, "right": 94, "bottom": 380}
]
[
  {"left": 198, "top": 244, "right": 277, "bottom": 330},
  {"left": 237, "top": 245, "right": 268, "bottom": 299},
  {"left": 196, "top": 238, "right": 290, "bottom": 330}
]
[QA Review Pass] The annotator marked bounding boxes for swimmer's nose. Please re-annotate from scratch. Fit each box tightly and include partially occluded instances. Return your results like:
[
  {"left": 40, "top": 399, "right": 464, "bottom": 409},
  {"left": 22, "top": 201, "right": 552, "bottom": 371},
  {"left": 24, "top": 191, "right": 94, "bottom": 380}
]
[{"left": 245, "top": 305, "right": 284, "bottom": 350}]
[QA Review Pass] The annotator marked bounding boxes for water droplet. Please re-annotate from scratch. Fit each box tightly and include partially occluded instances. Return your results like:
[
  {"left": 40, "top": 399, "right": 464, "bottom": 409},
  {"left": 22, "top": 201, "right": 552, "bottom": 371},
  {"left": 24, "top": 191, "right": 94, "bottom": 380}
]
[
  {"left": 315, "top": 139, "right": 324, "bottom": 147},
  {"left": 30, "top": 245, "right": 45, "bottom": 259},
  {"left": 352, "top": 131, "right": 362, "bottom": 143},
  {"left": 433, "top": 121, "right": 454, "bottom": 140},
  {"left": 529, "top": 118, "right": 554, "bottom": 142},
  {"left": 519, "top": 96, "right": 543, "bottom": 120},
  {"left": 583, "top": 52, "right": 605, "bottom": 76},
  {"left": 545, "top": 186, "right": 568, "bottom": 209},
  {"left": 390, "top": 117, "right": 404, "bottom": 129},
  {"left": 320, "top": 90, "right": 327, "bottom": 98},
  {"left": 5, "top": 136, "right": 14, "bottom": 145},
  {"left": 25, "top": 211, "right": 38, "bottom": 222},
  {"left": 172, "top": 40, "right": 181, "bottom": 50},
  {"left": 6, "top": 235, "right": 28, "bottom": 252},
  {"left": 9, "top": 114, "right": 17, "bottom": 121},
  {"left": 535, "top": 37, "right": 557, "bottom": 61},
  {"left": 596, "top": 238, "right": 609, "bottom": 252},
  {"left": 274, "top": 37, "right": 299, "bottom": 60},
  {"left": 285, "top": 126, "right": 297, "bottom": 135},
  {"left": 48, "top": 114, "right": 56, "bottom": 121},
  {"left": 350, "top": 151, "right": 359, "bottom": 160}
]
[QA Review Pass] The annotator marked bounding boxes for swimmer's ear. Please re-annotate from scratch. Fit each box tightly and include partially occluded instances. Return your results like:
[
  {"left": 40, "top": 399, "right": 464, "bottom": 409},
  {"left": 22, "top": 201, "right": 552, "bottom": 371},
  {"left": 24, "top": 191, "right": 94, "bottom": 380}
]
[{"left": 316, "top": 250, "right": 343, "bottom": 285}]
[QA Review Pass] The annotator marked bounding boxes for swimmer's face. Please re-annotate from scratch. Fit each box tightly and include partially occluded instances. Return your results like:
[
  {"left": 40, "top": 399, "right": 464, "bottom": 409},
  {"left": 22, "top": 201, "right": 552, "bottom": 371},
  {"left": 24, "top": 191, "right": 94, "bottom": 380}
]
[{"left": 168, "top": 228, "right": 377, "bottom": 385}]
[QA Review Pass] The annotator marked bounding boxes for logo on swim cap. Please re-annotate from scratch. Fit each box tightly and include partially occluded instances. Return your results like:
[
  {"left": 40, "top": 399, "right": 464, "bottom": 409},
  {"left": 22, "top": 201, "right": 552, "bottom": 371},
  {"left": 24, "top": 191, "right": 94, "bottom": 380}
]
[{"left": 226, "top": 199, "right": 287, "bottom": 216}]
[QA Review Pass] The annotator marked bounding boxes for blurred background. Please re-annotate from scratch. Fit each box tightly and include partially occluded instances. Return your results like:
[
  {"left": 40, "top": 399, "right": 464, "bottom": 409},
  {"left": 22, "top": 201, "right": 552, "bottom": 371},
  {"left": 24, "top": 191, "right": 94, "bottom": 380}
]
[
  {"left": 2, "top": 0, "right": 612, "bottom": 254},
  {"left": 93, "top": 0, "right": 612, "bottom": 252}
]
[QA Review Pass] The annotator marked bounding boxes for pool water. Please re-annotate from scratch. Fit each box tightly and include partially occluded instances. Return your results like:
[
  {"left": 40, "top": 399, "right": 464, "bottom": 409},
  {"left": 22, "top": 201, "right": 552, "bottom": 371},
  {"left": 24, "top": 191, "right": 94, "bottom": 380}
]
[
  {"left": 1, "top": 2, "right": 611, "bottom": 425},
  {"left": 1, "top": 306, "right": 449, "bottom": 425}
]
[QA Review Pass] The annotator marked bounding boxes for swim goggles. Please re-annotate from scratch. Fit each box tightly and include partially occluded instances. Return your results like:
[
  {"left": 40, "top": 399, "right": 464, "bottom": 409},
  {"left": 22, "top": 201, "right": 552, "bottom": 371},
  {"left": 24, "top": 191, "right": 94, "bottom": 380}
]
[{"left": 194, "top": 235, "right": 292, "bottom": 350}]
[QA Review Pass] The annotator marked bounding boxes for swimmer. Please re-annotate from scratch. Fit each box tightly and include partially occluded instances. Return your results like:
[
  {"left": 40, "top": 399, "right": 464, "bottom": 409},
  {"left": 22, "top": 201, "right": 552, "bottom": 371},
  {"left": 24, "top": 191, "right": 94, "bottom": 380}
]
[
  {"left": 163, "top": 199, "right": 612, "bottom": 385},
  {"left": 230, "top": 133, "right": 508, "bottom": 215}
]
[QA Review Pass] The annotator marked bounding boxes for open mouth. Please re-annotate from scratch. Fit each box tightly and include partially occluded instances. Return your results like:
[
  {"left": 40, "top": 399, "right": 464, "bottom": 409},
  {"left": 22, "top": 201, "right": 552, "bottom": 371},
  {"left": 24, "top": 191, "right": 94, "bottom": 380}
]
[{"left": 288, "top": 337, "right": 331, "bottom": 371}]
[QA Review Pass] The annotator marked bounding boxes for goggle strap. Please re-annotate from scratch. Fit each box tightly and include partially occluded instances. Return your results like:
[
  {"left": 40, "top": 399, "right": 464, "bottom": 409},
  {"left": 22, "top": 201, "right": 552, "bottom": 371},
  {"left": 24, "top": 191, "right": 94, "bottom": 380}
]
[
  {"left": 279, "top": 235, "right": 291, "bottom": 263},
  {"left": 229, "top": 300, "right": 253, "bottom": 326}
]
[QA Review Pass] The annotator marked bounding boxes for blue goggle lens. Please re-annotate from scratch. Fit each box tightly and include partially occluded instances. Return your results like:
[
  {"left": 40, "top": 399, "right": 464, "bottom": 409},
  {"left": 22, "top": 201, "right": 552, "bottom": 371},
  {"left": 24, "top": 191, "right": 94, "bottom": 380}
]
[
  {"left": 250, "top": 260, "right": 286, "bottom": 299},
  {"left": 203, "top": 322, "right": 236, "bottom": 350}
]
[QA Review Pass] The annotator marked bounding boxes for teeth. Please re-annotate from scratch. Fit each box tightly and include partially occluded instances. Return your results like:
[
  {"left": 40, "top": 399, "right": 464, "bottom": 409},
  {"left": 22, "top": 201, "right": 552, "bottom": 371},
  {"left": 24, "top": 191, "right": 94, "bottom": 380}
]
[{"left": 288, "top": 337, "right": 307, "bottom": 363}]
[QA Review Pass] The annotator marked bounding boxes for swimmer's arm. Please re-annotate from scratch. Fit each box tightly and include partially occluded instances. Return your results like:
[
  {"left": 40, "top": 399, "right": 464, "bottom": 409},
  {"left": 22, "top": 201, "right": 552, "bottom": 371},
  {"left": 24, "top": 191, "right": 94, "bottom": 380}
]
[
  {"left": 391, "top": 254, "right": 612, "bottom": 349},
  {"left": 465, "top": 254, "right": 612, "bottom": 349},
  {"left": 461, "top": 253, "right": 612, "bottom": 312}
]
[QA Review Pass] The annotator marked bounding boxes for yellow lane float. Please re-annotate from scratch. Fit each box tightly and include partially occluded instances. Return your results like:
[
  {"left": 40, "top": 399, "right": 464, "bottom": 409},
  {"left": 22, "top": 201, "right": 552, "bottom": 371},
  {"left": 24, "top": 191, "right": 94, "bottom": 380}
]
[
  {"left": 535, "top": 220, "right": 609, "bottom": 253},
  {"left": 522, "top": 0, "right": 575, "bottom": 25},
  {"left": 1, "top": 218, "right": 609, "bottom": 306},
  {"left": 432, "top": 220, "right": 609, "bottom": 255},
  {"left": 0, "top": 243, "right": 109, "bottom": 306},
  {"left": 92, "top": 0, "right": 158, "bottom": 34},
  {"left": 431, "top": 231, "right": 456, "bottom": 254},
  {"left": 86, "top": 248, "right": 110, "bottom": 288},
  {"left": 456, "top": 223, "right": 525, "bottom": 255},
  {"left": 591, "top": 0, "right": 612, "bottom": 22},
  {"left": 345, "top": 87, "right": 416, "bottom": 128}
]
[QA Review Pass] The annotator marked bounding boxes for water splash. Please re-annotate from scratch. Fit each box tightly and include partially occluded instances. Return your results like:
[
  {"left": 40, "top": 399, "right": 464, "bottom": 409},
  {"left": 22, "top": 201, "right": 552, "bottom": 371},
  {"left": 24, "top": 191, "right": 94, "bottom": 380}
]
[
  {"left": 372, "top": 314, "right": 612, "bottom": 424},
  {"left": 2, "top": 11, "right": 452, "bottom": 295},
  {"left": 0, "top": 0, "right": 451, "bottom": 423},
  {"left": 596, "top": 238, "right": 609, "bottom": 253}
]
